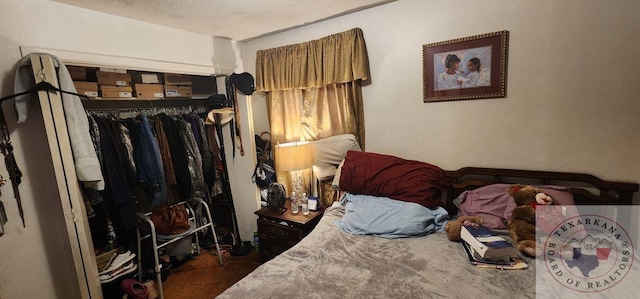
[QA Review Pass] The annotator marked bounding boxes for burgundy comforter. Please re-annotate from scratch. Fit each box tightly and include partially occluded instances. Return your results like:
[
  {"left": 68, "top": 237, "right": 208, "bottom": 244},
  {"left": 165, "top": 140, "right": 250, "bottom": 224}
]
[{"left": 339, "top": 151, "right": 449, "bottom": 208}]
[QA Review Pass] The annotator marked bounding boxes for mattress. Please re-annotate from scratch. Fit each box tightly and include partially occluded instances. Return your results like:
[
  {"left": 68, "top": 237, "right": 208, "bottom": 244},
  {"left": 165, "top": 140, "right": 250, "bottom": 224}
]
[{"left": 217, "top": 205, "right": 536, "bottom": 299}]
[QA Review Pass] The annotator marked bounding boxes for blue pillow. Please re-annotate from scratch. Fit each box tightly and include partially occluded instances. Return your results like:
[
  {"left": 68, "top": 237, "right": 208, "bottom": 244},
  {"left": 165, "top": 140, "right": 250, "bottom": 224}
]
[{"left": 334, "top": 193, "right": 449, "bottom": 239}]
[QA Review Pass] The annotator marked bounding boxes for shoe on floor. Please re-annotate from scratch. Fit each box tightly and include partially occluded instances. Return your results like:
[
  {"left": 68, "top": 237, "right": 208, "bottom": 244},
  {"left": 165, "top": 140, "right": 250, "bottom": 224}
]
[{"left": 121, "top": 278, "right": 149, "bottom": 299}]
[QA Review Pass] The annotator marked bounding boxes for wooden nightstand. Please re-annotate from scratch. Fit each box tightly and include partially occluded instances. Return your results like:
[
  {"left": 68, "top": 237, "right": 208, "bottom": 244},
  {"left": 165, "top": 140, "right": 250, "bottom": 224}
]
[{"left": 254, "top": 200, "right": 324, "bottom": 261}]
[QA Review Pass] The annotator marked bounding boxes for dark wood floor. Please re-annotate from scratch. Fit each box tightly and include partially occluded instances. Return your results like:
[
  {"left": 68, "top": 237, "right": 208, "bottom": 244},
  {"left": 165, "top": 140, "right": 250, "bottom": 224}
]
[{"left": 160, "top": 248, "right": 262, "bottom": 298}]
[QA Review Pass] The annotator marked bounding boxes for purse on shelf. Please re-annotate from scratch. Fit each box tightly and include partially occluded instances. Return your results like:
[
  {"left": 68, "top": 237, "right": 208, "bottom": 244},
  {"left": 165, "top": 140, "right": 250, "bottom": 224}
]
[{"left": 150, "top": 204, "right": 190, "bottom": 235}]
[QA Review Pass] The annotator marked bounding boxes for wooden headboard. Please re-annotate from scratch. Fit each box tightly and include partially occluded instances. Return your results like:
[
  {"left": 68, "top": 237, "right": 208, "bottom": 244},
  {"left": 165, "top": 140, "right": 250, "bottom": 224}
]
[{"left": 443, "top": 167, "right": 639, "bottom": 215}]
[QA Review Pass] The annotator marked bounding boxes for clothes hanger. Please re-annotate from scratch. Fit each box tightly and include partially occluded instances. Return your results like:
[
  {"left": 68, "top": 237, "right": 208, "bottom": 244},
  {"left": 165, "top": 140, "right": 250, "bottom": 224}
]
[
  {"left": 0, "top": 68, "right": 89, "bottom": 229},
  {"left": 0, "top": 80, "right": 90, "bottom": 103}
]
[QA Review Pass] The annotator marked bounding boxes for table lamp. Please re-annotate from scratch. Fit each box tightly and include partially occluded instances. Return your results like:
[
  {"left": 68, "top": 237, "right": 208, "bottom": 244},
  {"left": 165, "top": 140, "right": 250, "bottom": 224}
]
[{"left": 275, "top": 141, "right": 314, "bottom": 195}]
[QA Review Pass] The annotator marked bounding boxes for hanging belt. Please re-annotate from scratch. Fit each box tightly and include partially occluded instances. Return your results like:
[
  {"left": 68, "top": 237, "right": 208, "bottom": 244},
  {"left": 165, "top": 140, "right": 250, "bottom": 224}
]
[
  {"left": 0, "top": 106, "right": 24, "bottom": 228},
  {"left": 225, "top": 76, "right": 244, "bottom": 158},
  {"left": 213, "top": 113, "right": 242, "bottom": 246}
]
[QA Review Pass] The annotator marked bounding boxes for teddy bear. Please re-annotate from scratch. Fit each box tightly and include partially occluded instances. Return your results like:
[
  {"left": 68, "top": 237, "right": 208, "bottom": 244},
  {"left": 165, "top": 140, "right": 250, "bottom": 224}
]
[
  {"left": 444, "top": 215, "right": 483, "bottom": 241},
  {"left": 506, "top": 185, "right": 554, "bottom": 257}
]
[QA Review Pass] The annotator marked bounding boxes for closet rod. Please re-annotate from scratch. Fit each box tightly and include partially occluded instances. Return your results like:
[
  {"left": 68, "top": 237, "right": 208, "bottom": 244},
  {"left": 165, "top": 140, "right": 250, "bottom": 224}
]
[{"left": 81, "top": 98, "right": 210, "bottom": 111}]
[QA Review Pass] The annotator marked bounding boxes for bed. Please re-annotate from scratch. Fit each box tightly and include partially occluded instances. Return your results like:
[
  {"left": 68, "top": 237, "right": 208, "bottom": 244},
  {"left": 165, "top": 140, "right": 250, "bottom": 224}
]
[{"left": 217, "top": 152, "right": 639, "bottom": 299}]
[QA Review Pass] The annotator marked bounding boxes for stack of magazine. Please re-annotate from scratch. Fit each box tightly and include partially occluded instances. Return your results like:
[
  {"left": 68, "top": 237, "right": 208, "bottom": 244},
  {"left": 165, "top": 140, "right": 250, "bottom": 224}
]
[{"left": 460, "top": 225, "right": 528, "bottom": 270}]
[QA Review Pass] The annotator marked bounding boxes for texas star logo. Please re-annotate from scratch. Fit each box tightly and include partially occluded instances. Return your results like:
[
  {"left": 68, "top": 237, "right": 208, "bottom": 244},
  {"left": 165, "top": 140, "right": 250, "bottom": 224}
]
[{"left": 543, "top": 214, "right": 633, "bottom": 292}]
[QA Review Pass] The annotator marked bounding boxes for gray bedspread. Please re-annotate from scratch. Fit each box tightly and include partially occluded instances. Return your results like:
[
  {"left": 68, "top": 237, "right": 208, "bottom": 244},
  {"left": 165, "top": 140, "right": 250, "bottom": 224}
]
[{"left": 218, "top": 205, "right": 535, "bottom": 299}]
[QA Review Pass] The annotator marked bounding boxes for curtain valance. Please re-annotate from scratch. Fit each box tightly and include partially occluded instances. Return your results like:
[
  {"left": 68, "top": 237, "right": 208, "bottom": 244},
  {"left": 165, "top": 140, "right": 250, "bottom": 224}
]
[{"left": 256, "top": 28, "right": 370, "bottom": 92}]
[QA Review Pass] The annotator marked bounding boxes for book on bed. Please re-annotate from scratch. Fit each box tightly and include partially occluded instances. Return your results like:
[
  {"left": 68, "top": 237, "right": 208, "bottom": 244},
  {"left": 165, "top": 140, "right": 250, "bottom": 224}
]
[
  {"left": 460, "top": 224, "right": 518, "bottom": 259},
  {"left": 461, "top": 240, "right": 528, "bottom": 270}
]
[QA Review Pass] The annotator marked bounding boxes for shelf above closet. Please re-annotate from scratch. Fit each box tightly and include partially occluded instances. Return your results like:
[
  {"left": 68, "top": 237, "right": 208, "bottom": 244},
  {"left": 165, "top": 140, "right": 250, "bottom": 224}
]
[{"left": 69, "top": 64, "right": 221, "bottom": 109}]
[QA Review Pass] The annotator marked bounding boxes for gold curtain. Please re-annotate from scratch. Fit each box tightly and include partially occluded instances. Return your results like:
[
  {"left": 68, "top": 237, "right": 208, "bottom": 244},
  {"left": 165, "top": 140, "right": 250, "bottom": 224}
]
[
  {"left": 256, "top": 28, "right": 370, "bottom": 197},
  {"left": 267, "top": 83, "right": 364, "bottom": 146},
  {"left": 256, "top": 28, "right": 370, "bottom": 91}
]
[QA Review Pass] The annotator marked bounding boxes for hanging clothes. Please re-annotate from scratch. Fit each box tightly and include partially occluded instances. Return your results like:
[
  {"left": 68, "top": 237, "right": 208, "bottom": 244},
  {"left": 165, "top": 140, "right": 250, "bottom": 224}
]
[
  {"left": 94, "top": 116, "right": 139, "bottom": 248},
  {"left": 132, "top": 115, "right": 168, "bottom": 210},
  {"left": 119, "top": 118, "right": 152, "bottom": 213},
  {"left": 85, "top": 114, "right": 115, "bottom": 249},
  {"left": 159, "top": 113, "right": 192, "bottom": 201},
  {"left": 206, "top": 124, "right": 224, "bottom": 198},
  {"left": 14, "top": 54, "right": 105, "bottom": 190},
  {"left": 84, "top": 108, "right": 222, "bottom": 251},
  {"left": 150, "top": 114, "right": 179, "bottom": 205},
  {"left": 177, "top": 117, "right": 207, "bottom": 200},
  {"left": 192, "top": 115, "right": 216, "bottom": 196}
]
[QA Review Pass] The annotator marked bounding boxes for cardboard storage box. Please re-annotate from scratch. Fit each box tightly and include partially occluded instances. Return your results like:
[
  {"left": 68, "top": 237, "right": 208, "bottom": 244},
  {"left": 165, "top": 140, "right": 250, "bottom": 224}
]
[
  {"left": 73, "top": 81, "right": 98, "bottom": 98},
  {"left": 100, "top": 86, "right": 133, "bottom": 98},
  {"left": 164, "top": 73, "right": 192, "bottom": 85},
  {"left": 97, "top": 71, "right": 131, "bottom": 86},
  {"left": 99, "top": 67, "right": 127, "bottom": 73},
  {"left": 164, "top": 85, "right": 192, "bottom": 97},
  {"left": 68, "top": 66, "right": 87, "bottom": 81},
  {"left": 134, "top": 84, "right": 165, "bottom": 98},
  {"left": 140, "top": 73, "right": 161, "bottom": 84}
]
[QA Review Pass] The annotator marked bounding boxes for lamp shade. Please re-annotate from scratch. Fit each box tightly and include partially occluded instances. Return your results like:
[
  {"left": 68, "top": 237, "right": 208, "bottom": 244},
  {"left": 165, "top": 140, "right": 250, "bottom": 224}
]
[{"left": 275, "top": 141, "right": 314, "bottom": 172}]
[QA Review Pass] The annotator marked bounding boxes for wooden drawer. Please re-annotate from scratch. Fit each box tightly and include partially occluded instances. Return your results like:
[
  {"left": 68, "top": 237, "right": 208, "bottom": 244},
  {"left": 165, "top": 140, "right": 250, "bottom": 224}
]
[
  {"left": 257, "top": 219, "right": 302, "bottom": 244},
  {"left": 257, "top": 219, "right": 302, "bottom": 260},
  {"left": 255, "top": 202, "right": 324, "bottom": 261}
]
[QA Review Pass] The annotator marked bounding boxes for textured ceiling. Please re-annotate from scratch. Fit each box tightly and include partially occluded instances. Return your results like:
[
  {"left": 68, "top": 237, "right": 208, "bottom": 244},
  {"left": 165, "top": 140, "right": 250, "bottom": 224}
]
[{"left": 54, "top": 0, "right": 396, "bottom": 41}]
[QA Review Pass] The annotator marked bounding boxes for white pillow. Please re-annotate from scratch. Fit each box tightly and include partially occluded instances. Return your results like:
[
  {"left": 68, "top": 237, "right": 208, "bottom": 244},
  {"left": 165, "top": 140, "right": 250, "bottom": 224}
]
[
  {"left": 312, "top": 165, "right": 338, "bottom": 181},
  {"left": 312, "top": 134, "right": 361, "bottom": 180},
  {"left": 331, "top": 159, "right": 345, "bottom": 189}
]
